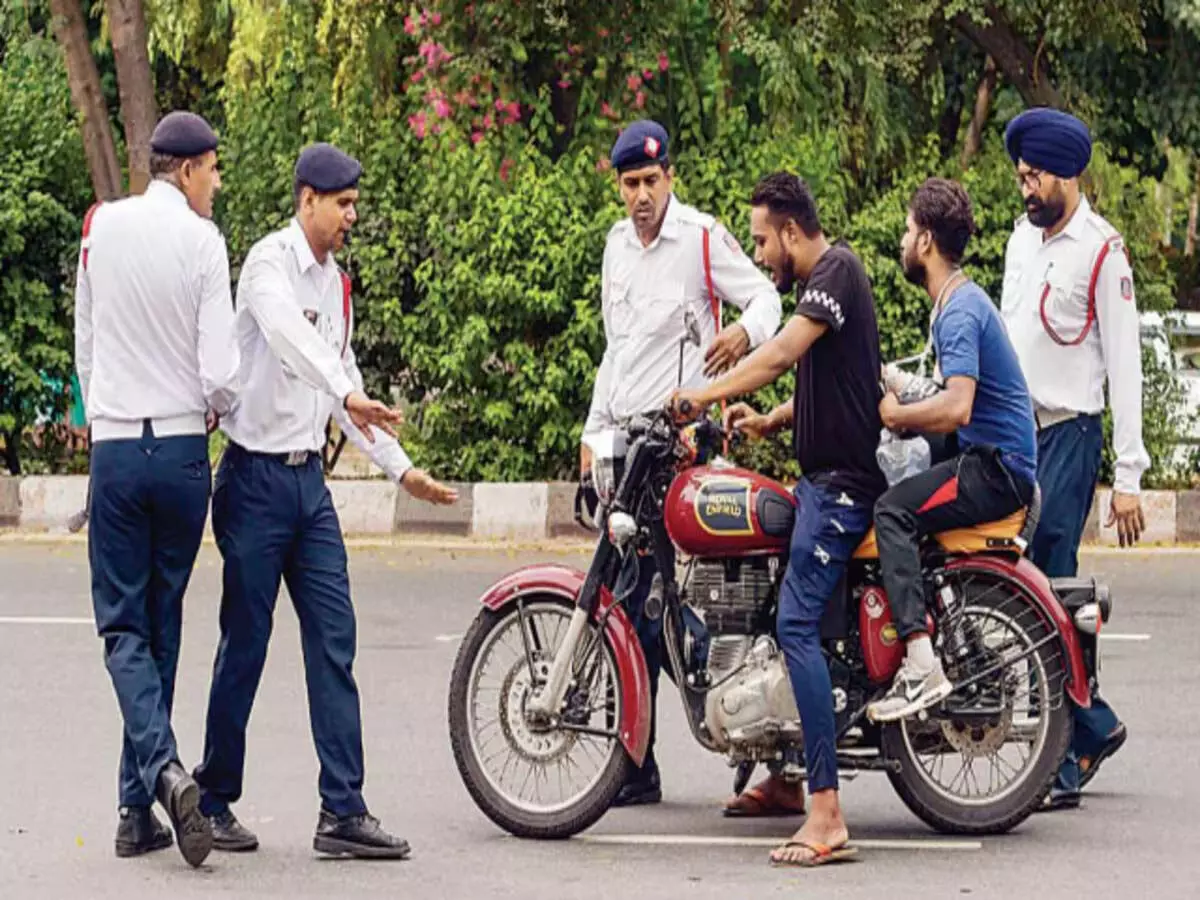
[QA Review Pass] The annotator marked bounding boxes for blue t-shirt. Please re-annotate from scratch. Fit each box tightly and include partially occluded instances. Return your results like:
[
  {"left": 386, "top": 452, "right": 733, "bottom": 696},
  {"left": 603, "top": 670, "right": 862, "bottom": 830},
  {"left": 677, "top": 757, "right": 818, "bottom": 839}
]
[{"left": 933, "top": 282, "right": 1037, "bottom": 488}]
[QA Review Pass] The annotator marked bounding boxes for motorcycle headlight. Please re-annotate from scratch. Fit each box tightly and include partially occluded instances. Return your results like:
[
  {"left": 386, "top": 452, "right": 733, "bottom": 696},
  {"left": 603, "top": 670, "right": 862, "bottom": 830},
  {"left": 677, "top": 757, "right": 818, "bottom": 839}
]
[{"left": 583, "top": 430, "right": 627, "bottom": 506}]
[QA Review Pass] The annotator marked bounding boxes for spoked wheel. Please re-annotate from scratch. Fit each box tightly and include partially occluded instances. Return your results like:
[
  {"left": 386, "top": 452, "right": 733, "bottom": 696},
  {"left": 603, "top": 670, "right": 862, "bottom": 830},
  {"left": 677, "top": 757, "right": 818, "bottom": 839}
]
[
  {"left": 448, "top": 595, "right": 631, "bottom": 839},
  {"left": 883, "top": 568, "right": 1071, "bottom": 834}
]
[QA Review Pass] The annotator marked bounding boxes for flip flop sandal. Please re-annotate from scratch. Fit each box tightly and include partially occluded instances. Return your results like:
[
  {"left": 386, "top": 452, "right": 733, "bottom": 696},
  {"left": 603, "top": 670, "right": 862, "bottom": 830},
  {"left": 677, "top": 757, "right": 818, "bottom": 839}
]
[
  {"left": 769, "top": 840, "right": 858, "bottom": 868},
  {"left": 723, "top": 786, "right": 805, "bottom": 819}
]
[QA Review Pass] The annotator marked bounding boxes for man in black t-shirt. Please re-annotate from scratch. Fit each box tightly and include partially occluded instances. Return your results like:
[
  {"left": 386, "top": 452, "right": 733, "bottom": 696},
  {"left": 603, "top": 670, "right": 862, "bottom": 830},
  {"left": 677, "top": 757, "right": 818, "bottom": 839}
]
[{"left": 670, "top": 172, "right": 885, "bottom": 868}]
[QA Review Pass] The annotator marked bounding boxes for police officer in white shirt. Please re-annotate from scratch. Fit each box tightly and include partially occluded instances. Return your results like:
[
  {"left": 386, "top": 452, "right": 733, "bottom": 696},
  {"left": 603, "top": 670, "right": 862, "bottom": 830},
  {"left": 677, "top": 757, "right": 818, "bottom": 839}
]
[
  {"left": 1000, "top": 108, "right": 1140, "bottom": 810},
  {"left": 192, "top": 143, "right": 456, "bottom": 860},
  {"left": 583, "top": 120, "right": 783, "bottom": 806},
  {"left": 75, "top": 110, "right": 238, "bottom": 868}
]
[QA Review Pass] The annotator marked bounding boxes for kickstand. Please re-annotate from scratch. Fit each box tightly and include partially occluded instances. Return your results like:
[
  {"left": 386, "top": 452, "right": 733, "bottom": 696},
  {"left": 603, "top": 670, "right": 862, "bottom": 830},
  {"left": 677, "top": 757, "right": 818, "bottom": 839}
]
[{"left": 732, "top": 760, "right": 756, "bottom": 796}]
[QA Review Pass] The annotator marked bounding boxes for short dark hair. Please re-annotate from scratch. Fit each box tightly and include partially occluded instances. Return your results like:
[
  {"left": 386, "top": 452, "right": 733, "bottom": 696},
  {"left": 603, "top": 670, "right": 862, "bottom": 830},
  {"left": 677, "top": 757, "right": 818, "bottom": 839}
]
[
  {"left": 909, "top": 178, "right": 976, "bottom": 265},
  {"left": 150, "top": 152, "right": 185, "bottom": 178},
  {"left": 750, "top": 172, "right": 822, "bottom": 237}
]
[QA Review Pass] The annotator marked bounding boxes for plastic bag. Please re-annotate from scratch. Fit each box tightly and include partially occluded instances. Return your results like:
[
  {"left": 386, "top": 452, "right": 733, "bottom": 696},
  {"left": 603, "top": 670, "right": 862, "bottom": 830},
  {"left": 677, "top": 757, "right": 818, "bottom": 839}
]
[{"left": 876, "top": 428, "right": 932, "bottom": 487}]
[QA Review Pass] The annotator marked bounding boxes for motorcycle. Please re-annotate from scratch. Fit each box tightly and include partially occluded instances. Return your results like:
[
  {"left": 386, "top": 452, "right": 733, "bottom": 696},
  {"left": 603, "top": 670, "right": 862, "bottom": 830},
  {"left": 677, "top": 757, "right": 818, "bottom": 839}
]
[{"left": 448, "top": 334, "right": 1112, "bottom": 840}]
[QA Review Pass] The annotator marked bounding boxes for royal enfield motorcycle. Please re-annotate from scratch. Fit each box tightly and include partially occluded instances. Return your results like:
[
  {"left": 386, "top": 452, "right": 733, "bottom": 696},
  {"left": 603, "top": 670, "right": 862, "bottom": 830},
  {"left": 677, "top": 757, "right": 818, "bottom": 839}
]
[{"left": 447, "top": 404, "right": 1112, "bottom": 839}]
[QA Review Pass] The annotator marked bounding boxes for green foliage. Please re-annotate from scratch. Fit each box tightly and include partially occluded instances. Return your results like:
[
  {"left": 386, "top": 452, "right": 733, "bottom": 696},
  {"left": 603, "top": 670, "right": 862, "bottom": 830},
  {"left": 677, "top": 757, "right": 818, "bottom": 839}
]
[{"left": 0, "top": 32, "right": 92, "bottom": 472}]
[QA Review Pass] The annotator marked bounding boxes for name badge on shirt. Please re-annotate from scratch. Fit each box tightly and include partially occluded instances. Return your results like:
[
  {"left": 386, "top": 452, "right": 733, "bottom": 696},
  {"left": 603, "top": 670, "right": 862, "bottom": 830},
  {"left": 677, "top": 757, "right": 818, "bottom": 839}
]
[{"left": 303, "top": 308, "right": 342, "bottom": 351}]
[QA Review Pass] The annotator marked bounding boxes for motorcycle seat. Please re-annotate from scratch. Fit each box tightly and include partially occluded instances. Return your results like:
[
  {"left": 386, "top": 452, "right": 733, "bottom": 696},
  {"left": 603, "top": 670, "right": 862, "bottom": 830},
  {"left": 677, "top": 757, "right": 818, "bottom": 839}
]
[{"left": 852, "top": 507, "right": 1029, "bottom": 560}]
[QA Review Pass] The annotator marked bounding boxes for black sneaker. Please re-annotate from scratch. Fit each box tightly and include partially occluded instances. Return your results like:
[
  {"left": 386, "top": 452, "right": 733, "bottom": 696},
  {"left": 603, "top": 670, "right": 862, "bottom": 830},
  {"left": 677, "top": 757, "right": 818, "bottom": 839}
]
[
  {"left": 313, "top": 809, "right": 411, "bottom": 860},
  {"left": 114, "top": 806, "right": 173, "bottom": 858},
  {"left": 209, "top": 808, "right": 259, "bottom": 852},
  {"left": 612, "top": 765, "right": 662, "bottom": 807}
]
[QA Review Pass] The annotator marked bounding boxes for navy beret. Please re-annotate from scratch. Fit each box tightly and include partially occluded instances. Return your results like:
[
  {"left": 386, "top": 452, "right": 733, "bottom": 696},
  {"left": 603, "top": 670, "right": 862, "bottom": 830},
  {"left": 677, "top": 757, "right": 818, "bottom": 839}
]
[
  {"left": 294, "top": 143, "right": 363, "bottom": 194},
  {"left": 611, "top": 120, "right": 670, "bottom": 173},
  {"left": 1004, "top": 108, "right": 1092, "bottom": 179},
  {"left": 150, "top": 111, "right": 219, "bottom": 157}
]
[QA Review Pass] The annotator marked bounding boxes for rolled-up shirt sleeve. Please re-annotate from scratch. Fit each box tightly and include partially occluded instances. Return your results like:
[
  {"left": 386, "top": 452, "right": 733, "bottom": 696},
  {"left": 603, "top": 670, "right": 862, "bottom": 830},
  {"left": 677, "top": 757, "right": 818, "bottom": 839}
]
[{"left": 707, "top": 223, "right": 782, "bottom": 347}]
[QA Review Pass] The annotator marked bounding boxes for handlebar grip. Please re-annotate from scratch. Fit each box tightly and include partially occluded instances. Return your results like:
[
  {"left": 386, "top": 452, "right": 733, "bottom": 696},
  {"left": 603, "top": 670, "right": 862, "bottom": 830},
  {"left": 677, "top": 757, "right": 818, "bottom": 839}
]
[{"left": 678, "top": 399, "right": 694, "bottom": 417}]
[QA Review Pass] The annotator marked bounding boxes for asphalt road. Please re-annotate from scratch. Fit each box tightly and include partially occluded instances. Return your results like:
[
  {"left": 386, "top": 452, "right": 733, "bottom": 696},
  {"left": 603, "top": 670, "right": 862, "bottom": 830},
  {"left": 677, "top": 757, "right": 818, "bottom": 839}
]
[{"left": 0, "top": 540, "right": 1196, "bottom": 899}]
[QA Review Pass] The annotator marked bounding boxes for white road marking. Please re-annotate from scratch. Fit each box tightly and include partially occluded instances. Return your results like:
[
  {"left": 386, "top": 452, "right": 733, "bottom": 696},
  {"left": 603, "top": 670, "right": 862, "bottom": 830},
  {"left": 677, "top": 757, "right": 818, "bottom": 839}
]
[
  {"left": 573, "top": 834, "right": 982, "bottom": 851},
  {"left": 435, "top": 633, "right": 463, "bottom": 642},
  {"left": 1099, "top": 633, "right": 1151, "bottom": 642},
  {"left": 0, "top": 616, "right": 93, "bottom": 625}
]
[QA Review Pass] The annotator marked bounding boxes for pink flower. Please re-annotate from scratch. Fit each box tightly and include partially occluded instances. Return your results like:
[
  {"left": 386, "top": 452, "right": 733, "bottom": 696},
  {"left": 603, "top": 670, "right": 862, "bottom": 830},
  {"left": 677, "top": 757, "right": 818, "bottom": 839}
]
[
  {"left": 501, "top": 101, "right": 520, "bottom": 124},
  {"left": 404, "top": 15, "right": 417, "bottom": 35},
  {"left": 596, "top": 157, "right": 612, "bottom": 173},
  {"left": 419, "top": 10, "right": 428, "bottom": 26},
  {"left": 483, "top": 114, "right": 494, "bottom": 129},
  {"left": 600, "top": 101, "right": 615, "bottom": 118},
  {"left": 658, "top": 52, "right": 669, "bottom": 72},
  {"left": 494, "top": 98, "right": 506, "bottom": 111},
  {"left": 557, "top": 78, "right": 571, "bottom": 89},
  {"left": 634, "top": 90, "right": 645, "bottom": 109},
  {"left": 643, "top": 68, "right": 653, "bottom": 82},
  {"left": 454, "top": 90, "right": 477, "bottom": 107},
  {"left": 408, "top": 111, "right": 427, "bottom": 139},
  {"left": 471, "top": 131, "right": 484, "bottom": 145},
  {"left": 598, "top": 28, "right": 609, "bottom": 38},
  {"left": 433, "top": 123, "right": 443, "bottom": 135},
  {"left": 432, "top": 11, "right": 442, "bottom": 25},
  {"left": 626, "top": 74, "right": 641, "bottom": 91},
  {"left": 434, "top": 97, "right": 452, "bottom": 118},
  {"left": 409, "top": 69, "right": 425, "bottom": 84},
  {"left": 499, "top": 158, "right": 514, "bottom": 182}
]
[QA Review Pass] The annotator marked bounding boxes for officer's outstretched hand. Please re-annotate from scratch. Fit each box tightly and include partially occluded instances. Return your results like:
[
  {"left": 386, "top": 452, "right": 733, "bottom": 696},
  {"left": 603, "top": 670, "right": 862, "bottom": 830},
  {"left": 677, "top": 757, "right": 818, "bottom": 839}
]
[
  {"left": 704, "top": 323, "right": 750, "bottom": 378},
  {"left": 402, "top": 469, "right": 459, "bottom": 505},
  {"left": 344, "top": 391, "right": 404, "bottom": 443}
]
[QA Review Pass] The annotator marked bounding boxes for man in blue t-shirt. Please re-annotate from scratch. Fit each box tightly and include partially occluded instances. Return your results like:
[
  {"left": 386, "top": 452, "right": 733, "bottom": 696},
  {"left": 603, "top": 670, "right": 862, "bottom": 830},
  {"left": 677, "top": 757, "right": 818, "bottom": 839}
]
[{"left": 867, "top": 178, "right": 1037, "bottom": 723}]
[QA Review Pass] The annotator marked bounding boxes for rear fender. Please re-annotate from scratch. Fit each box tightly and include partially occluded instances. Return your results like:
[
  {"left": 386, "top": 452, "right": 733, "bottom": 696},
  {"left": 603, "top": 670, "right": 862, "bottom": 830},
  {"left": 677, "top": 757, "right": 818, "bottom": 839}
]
[
  {"left": 945, "top": 556, "right": 1090, "bottom": 708},
  {"left": 476, "top": 563, "right": 652, "bottom": 766}
]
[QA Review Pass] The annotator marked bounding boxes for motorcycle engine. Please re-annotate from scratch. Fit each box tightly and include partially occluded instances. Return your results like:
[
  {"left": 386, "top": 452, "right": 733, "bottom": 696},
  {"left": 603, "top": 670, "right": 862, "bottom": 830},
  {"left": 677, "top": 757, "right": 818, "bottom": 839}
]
[{"left": 683, "top": 557, "right": 801, "bottom": 753}]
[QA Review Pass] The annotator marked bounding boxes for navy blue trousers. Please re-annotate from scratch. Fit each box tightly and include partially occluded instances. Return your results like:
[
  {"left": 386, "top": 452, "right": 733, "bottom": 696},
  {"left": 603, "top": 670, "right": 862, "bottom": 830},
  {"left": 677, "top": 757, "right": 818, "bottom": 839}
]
[
  {"left": 1030, "top": 415, "right": 1121, "bottom": 790},
  {"left": 616, "top": 554, "right": 664, "bottom": 778},
  {"left": 89, "top": 423, "right": 211, "bottom": 808},
  {"left": 776, "top": 477, "right": 873, "bottom": 793},
  {"left": 194, "top": 444, "right": 368, "bottom": 818}
]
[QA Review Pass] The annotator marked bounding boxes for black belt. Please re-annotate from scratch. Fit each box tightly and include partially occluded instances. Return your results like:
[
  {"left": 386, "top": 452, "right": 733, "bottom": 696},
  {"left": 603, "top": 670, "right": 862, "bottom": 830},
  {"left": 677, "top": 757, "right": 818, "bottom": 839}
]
[{"left": 230, "top": 443, "right": 318, "bottom": 467}]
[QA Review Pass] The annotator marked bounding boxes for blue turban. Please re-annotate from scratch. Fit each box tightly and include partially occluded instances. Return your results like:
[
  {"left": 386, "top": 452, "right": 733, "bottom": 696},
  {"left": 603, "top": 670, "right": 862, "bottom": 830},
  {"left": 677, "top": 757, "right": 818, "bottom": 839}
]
[
  {"left": 1004, "top": 108, "right": 1093, "bottom": 179},
  {"left": 610, "top": 120, "right": 670, "bottom": 173}
]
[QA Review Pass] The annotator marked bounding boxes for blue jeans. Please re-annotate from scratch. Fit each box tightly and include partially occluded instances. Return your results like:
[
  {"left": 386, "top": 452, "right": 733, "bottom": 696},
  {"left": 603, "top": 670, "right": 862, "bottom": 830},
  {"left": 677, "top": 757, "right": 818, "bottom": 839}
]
[
  {"left": 194, "top": 444, "right": 368, "bottom": 818},
  {"left": 776, "top": 477, "right": 873, "bottom": 793},
  {"left": 89, "top": 423, "right": 211, "bottom": 808},
  {"left": 1030, "top": 415, "right": 1121, "bottom": 791}
]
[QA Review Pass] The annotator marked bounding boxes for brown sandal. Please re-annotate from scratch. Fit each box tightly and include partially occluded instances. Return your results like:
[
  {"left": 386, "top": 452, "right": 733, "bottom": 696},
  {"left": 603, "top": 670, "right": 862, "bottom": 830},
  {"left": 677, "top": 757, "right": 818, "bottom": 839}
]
[
  {"left": 769, "top": 840, "right": 858, "bottom": 868},
  {"left": 723, "top": 780, "right": 806, "bottom": 818}
]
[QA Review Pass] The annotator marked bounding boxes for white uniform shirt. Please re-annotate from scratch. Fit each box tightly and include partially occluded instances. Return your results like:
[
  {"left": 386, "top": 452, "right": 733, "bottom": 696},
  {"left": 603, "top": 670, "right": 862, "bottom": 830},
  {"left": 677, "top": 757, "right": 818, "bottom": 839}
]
[
  {"left": 222, "top": 220, "right": 413, "bottom": 482},
  {"left": 74, "top": 180, "right": 239, "bottom": 439},
  {"left": 584, "top": 195, "right": 782, "bottom": 436},
  {"left": 1000, "top": 195, "right": 1150, "bottom": 494}
]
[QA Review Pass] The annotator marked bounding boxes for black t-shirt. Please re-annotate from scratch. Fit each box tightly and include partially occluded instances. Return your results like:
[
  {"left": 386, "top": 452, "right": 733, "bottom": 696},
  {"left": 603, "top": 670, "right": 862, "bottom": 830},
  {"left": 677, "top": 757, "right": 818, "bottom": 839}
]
[{"left": 791, "top": 242, "right": 888, "bottom": 503}]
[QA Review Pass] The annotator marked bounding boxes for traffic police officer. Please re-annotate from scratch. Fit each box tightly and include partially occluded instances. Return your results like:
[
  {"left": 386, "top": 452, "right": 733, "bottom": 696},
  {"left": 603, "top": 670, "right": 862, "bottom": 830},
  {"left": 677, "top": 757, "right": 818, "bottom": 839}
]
[
  {"left": 76, "top": 110, "right": 238, "bottom": 868},
  {"left": 582, "top": 120, "right": 783, "bottom": 807},
  {"left": 1000, "top": 108, "right": 1144, "bottom": 809},
  {"left": 192, "top": 143, "right": 458, "bottom": 859}
]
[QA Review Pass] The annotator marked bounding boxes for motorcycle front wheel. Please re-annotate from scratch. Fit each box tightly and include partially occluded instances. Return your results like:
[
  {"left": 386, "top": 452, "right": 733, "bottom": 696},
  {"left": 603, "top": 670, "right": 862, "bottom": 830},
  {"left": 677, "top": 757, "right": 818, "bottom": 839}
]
[
  {"left": 448, "top": 596, "right": 631, "bottom": 839},
  {"left": 882, "top": 569, "right": 1072, "bottom": 834}
]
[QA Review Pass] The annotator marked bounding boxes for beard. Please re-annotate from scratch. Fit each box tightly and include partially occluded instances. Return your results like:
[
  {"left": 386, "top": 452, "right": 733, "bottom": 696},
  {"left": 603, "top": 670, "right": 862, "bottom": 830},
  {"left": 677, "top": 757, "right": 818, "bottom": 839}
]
[
  {"left": 901, "top": 246, "right": 927, "bottom": 288},
  {"left": 774, "top": 249, "right": 798, "bottom": 295},
  {"left": 1026, "top": 194, "right": 1067, "bottom": 229}
]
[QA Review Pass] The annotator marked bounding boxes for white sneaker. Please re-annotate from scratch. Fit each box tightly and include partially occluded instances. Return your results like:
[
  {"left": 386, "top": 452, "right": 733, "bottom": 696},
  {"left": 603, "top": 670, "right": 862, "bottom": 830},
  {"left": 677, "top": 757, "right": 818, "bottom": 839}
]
[{"left": 867, "top": 658, "right": 953, "bottom": 723}]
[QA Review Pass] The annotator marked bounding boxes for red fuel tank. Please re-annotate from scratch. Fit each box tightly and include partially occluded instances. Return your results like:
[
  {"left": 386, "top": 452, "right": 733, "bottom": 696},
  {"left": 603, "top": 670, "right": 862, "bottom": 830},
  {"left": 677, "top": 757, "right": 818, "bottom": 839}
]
[{"left": 664, "top": 465, "right": 795, "bottom": 557}]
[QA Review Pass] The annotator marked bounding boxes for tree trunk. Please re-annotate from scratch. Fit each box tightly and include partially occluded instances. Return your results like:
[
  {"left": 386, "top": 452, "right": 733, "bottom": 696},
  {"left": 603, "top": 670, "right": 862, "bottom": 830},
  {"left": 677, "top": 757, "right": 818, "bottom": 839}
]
[
  {"left": 2, "top": 431, "right": 20, "bottom": 476},
  {"left": 961, "top": 56, "right": 997, "bottom": 167},
  {"left": 1186, "top": 161, "right": 1198, "bottom": 258},
  {"left": 105, "top": 0, "right": 157, "bottom": 195},
  {"left": 48, "top": 0, "right": 123, "bottom": 200},
  {"left": 954, "top": 5, "right": 1063, "bottom": 109}
]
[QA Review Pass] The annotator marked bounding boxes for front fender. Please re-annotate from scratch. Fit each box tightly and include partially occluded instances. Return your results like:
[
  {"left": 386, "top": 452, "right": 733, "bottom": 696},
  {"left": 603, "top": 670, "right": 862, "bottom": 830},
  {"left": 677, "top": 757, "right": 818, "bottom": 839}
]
[
  {"left": 946, "top": 556, "right": 1090, "bottom": 708},
  {"left": 477, "top": 563, "right": 653, "bottom": 767}
]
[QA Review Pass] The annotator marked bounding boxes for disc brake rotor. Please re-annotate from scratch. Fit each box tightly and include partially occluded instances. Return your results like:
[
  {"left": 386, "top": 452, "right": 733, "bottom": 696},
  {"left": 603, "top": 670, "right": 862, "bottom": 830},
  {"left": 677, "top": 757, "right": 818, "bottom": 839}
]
[
  {"left": 498, "top": 657, "right": 577, "bottom": 764},
  {"left": 940, "top": 705, "right": 1013, "bottom": 757}
]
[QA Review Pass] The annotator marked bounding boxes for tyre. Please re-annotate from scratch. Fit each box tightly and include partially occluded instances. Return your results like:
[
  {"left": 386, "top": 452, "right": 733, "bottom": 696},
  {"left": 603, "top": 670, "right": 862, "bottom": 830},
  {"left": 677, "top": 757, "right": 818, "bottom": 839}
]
[
  {"left": 448, "top": 595, "right": 631, "bottom": 839},
  {"left": 882, "top": 569, "right": 1072, "bottom": 834}
]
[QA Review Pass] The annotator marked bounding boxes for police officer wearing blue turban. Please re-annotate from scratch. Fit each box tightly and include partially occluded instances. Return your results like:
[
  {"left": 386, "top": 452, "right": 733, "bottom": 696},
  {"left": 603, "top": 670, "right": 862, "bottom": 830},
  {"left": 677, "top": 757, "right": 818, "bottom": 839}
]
[
  {"left": 582, "top": 120, "right": 783, "bottom": 806},
  {"left": 191, "top": 142, "right": 458, "bottom": 858},
  {"left": 76, "top": 109, "right": 239, "bottom": 867},
  {"left": 1000, "top": 108, "right": 1140, "bottom": 810}
]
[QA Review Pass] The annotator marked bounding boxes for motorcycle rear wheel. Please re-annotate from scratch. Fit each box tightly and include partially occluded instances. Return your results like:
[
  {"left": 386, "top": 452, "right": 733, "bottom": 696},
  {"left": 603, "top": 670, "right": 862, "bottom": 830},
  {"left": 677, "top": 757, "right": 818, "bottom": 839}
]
[
  {"left": 448, "top": 596, "right": 631, "bottom": 839},
  {"left": 882, "top": 571, "right": 1072, "bottom": 834}
]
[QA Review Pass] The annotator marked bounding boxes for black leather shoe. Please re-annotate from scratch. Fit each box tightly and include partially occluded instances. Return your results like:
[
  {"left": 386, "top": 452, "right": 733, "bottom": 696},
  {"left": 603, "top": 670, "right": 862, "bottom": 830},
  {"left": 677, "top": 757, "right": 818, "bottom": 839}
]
[
  {"left": 155, "top": 761, "right": 213, "bottom": 867},
  {"left": 1079, "top": 723, "right": 1128, "bottom": 790},
  {"left": 313, "top": 809, "right": 411, "bottom": 860},
  {"left": 612, "top": 767, "right": 662, "bottom": 808},
  {"left": 115, "top": 806, "right": 173, "bottom": 858},
  {"left": 209, "top": 808, "right": 259, "bottom": 852},
  {"left": 1035, "top": 786, "right": 1082, "bottom": 812}
]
